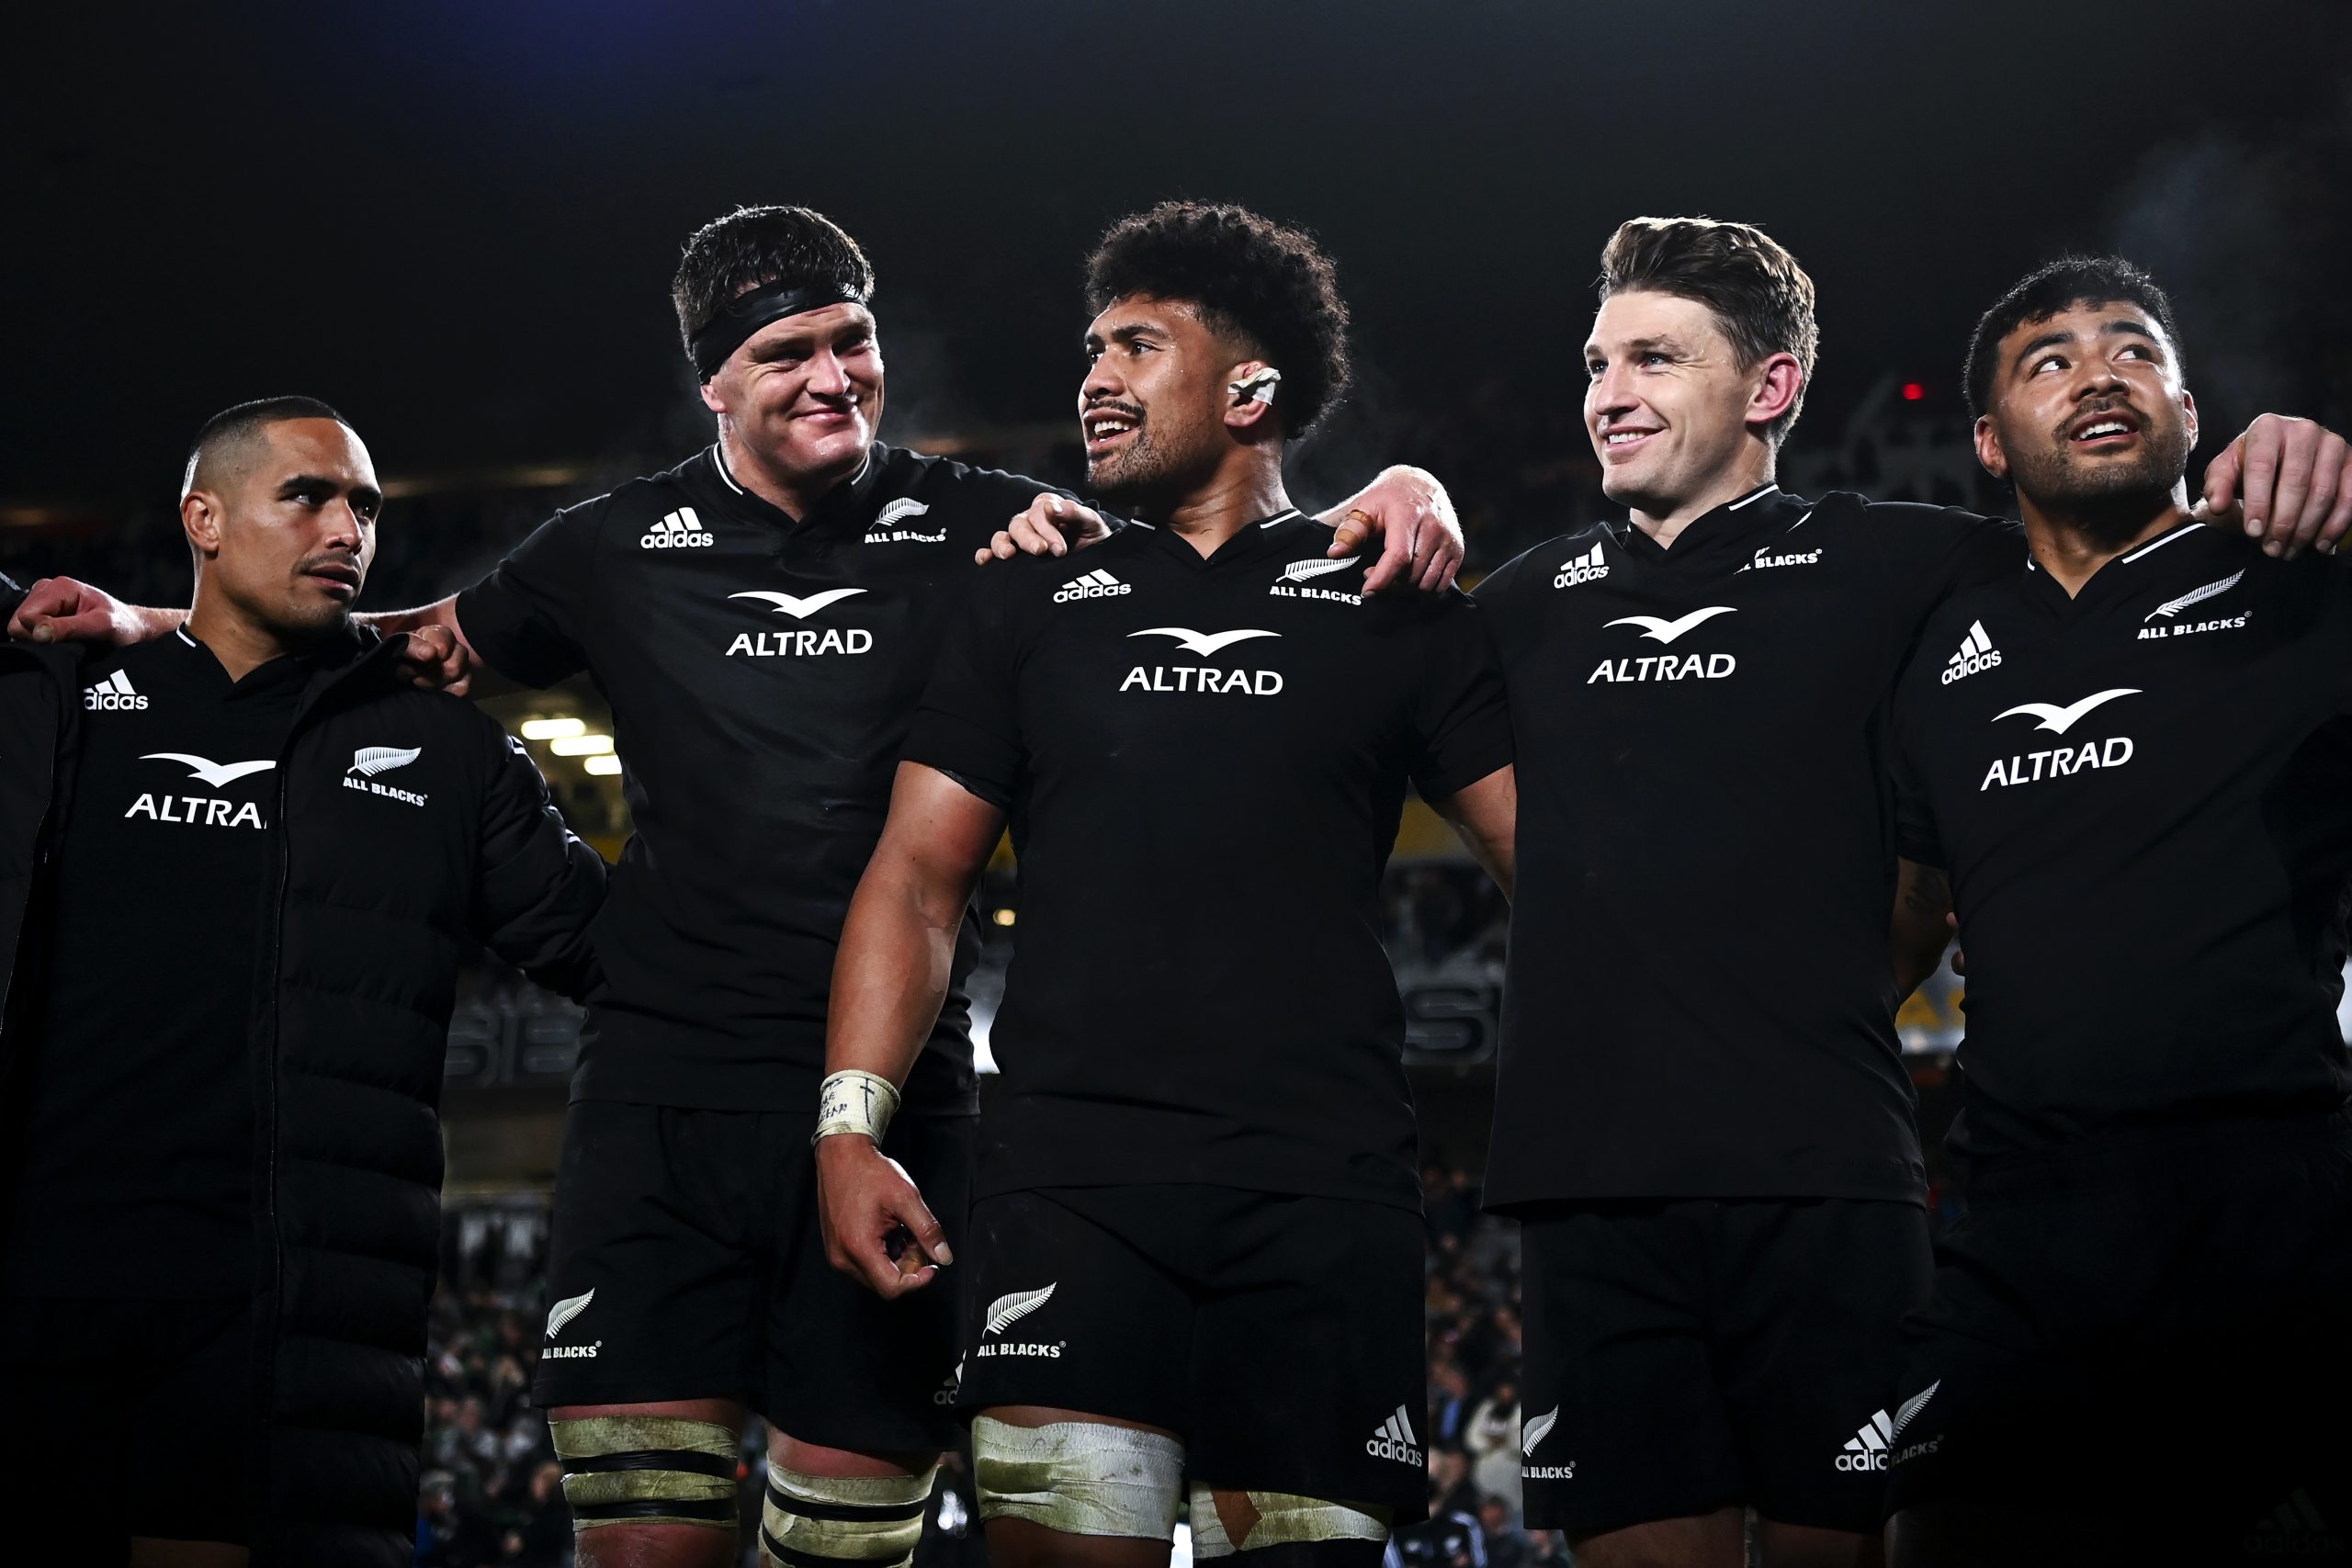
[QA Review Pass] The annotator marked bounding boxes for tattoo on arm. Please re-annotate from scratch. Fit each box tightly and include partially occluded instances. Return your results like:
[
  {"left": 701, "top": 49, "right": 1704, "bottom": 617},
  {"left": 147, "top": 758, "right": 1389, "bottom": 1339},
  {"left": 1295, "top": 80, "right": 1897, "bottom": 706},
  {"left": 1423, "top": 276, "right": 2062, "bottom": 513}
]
[{"left": 1902, "top": 864, "right": 1951, "bottom": 919}]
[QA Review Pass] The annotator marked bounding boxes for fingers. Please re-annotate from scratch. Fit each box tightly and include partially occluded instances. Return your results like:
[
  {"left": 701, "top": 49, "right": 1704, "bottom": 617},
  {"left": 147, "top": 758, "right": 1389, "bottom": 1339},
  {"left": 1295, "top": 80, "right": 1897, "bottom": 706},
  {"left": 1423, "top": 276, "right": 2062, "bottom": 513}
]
[
  {"left": 2294, "top": 431, "right": 2347, "bottom": 557},
  {"left": 1329, "top": 508, "right": 1374, "bottom": 563},
  {"left": 1417, "top": 526, "right": 1464, "bottom": 592},
  {"left": 2237, "top": 417, "right": 2285, "bottom": 550},
  {"left": 1361, "top": 511, "right": 1414, "bottom": 595},
  {"left": 2321, "top": 456, "right": 2352, "bottom": 558},
  {"left": 2266, "top": 418, "right": 2321, "bottom": 558},
  {"left": 2202, "top": 434, "right": 2244, "bottom": 523},
  {"left": 19, "top": 607, "right": 116, "bottom": 645}
]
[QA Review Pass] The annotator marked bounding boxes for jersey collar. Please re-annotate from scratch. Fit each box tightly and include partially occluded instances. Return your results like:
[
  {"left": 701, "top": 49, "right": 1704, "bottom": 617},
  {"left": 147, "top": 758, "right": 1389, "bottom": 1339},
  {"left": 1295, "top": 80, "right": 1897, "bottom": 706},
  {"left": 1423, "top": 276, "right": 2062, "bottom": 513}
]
[
  {"left": 1606, "top": 483, "right": 1793, "bottom": 570},
  {"left": 1135, "top": 506, "right": 1312, "bottom": 570},
  {"left": 702, "top": 440, "right": 889, "bottom": 535},
  {"left": 2019, "top": 515, "right": 2208, "bottom": 615}
]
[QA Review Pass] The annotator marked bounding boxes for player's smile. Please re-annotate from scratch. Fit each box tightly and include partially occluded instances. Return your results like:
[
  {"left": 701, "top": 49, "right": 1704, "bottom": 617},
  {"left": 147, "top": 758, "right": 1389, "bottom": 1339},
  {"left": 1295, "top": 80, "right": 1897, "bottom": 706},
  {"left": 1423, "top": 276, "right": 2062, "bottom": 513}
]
[
  {"left": 1082, "top": 401, "right": 1143, "bottom": 456},
  {"left": 2064, "top": 401, "right": 2142, "bottom": 452}
]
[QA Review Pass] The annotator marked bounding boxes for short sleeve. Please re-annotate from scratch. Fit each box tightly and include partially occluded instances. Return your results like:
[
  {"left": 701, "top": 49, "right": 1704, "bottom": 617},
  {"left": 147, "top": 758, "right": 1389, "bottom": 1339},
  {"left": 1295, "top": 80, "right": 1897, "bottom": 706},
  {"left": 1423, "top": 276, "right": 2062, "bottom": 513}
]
[
  {"left": 1410, "top": 592, "right": 1515, "bottom": 800},
  {"left": 1871, "top": 502, "right": 2024, "bottom": 637},
  {"left": 902, "top": 569, "right": 1030, "bottom": 809},
  {"left": 453, "top": 501, "right": 607, "bottom": 688}
]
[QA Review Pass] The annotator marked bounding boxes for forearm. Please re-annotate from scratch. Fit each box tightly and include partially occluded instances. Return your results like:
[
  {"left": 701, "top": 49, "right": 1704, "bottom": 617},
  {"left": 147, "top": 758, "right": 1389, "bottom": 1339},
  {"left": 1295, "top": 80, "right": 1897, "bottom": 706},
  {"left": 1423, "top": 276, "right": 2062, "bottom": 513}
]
[
  {"left": 1315, "top": 464, "right": 1438, "bottom": 526},
  {"left": 1435, "top": 767, "right": 1517, "bottom": 899},
  {"left": 826, "top": 858, "right": 974, "bottom": 1089},
  {"left": 1889, "top": 859, "right": 1952, "bottom": 998},
  {"left": 358, "top": 594, "right": 460, "bottom": 640}
]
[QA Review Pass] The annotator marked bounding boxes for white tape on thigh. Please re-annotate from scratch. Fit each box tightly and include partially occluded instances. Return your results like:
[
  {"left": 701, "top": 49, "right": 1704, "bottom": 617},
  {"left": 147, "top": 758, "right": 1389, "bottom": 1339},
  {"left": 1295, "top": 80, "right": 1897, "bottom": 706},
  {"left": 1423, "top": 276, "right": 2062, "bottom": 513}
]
[
  {"left": 761, "top": 1464, "right": 938, "bottom": 1568},
  {"left": 1188, "top": 1486, "right": 1392, "bottom": 1557},
  {"left": 971, "top": 1416, "right": 1184, "bottom": 1540}
]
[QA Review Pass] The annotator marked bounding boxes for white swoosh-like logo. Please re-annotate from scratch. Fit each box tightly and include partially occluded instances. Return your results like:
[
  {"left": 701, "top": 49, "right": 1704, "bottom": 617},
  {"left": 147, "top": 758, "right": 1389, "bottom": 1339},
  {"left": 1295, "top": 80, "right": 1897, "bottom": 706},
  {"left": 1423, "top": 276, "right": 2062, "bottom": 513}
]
[
  {"left": 1128, "top": 626, "right": 1282, "bottom": 658},
  {"left": 349, "top": 745, "right": 423, "bottom": 777},
  {"left": 1602, "top": 606, "right": 1736, "bottom": 643},
  {"left": 141, "top": 753, "right": 277, "bottom": 788},
  {"left": 1994, "top": 688, "right": 2142, "bottom": 735},
  {"left": 983, "top": 1283, "right": 1057, "bottom": 1336},
  {"left": 729, "top": 588, "right": 868, "bottom": 619},
  {"left": 1522, "top": 1405, "right": 1559, "bottom": 1457},
  {"left": 545, "top": 1288, "right": 594, "bottom": 1339}
]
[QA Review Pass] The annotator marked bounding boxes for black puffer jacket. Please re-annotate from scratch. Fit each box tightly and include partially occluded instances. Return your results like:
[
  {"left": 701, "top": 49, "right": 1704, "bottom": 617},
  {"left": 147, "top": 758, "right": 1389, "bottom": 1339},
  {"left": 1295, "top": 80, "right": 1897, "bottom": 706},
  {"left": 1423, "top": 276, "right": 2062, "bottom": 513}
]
[{"left": 0, "top": 620, "right": 605, "bottom": 1565}]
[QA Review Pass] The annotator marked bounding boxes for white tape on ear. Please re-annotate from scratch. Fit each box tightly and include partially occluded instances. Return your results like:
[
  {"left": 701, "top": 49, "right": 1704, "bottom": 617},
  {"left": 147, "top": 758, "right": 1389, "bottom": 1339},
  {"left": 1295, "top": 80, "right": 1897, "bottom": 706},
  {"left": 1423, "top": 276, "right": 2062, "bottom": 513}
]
[{"left": 1228, "top": 367, "right": 1283, "bottom": 405}]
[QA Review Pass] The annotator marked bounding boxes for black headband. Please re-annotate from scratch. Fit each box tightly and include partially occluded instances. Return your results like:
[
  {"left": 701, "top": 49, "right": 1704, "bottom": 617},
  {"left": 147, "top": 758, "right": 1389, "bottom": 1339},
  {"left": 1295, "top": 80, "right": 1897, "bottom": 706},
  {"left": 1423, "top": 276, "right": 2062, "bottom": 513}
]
[{"left": 689, "top": 278, "right": 867, "bottom": 382}]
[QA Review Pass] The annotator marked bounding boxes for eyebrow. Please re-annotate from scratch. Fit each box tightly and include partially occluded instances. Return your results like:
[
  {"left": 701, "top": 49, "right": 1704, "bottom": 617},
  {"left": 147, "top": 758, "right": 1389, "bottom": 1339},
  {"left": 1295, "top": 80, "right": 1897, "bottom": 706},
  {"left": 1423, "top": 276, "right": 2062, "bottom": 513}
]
[
  {"left": 277, "top": 473, "right": 382, "bottom": 511},
  {"left": 2013, "top": 318, "right": 2160, "bottom": 369},
  {"left": 1587, "top": 335, "right": 1686, "bottom": 357}
]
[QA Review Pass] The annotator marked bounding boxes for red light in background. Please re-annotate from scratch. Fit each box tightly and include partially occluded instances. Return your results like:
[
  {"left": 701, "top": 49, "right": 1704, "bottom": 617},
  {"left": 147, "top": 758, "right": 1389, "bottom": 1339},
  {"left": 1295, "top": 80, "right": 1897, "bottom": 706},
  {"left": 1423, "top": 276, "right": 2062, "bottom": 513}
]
[{"left": 1901, "top": 382, "right": 1927, "bottom": 401}]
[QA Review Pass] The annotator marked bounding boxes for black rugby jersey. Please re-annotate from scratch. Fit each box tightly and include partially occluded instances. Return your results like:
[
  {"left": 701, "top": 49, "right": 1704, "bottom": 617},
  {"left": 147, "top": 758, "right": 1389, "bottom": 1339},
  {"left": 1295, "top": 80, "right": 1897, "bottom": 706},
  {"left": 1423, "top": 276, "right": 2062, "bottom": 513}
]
[
  {"left": 458, "top": 443, "right": 1052, "bottom": 1111},
  {"left": 1894, "top": 522, "right": 2352, "bottom": 1156},
  {"left": 4, "top": 631, "right": 300, "bottom": 1295},
  {"left": 904, "top": 512, "right": 1513, "bottom": 1211},
  {"left": 1474, "top": 487, "right": 2022, "bottom": 1207}
]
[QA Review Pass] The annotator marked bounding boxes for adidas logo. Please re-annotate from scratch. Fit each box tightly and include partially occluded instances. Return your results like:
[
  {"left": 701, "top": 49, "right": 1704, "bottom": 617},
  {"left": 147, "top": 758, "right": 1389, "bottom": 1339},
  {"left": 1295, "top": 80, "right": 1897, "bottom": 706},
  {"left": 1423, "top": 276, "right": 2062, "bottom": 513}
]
[
  {"left": 1553, "top": 543, "right": 1609, "bottom": 589},
  {"left": 1838, "top": 1380, "right": 1939, "bottom": 1472},
  {"left": 1940, "top": 620, "right": 2001, "bottom": 685},
  {"left": 641, "top": 507, "right": 715, "bottom": 549},
  {"left": 84, "top": 669, "right": 148, "bottom": 711},
  {"left": 2246, "top": 1490, "right": 2346, "bottom": 1557},
  {"left": 1365, "top": 1405, "right": 1423, "bottom": 1467},
  {"left": 1054, "top": 568, "right": 1130, "bottom": 604}
]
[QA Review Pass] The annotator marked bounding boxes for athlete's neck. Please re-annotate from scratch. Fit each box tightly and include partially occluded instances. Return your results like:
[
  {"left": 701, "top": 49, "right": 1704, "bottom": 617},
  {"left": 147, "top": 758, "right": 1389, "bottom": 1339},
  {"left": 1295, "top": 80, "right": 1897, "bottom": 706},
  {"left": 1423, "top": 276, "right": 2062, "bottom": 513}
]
[
  {"left": 1148, "top": 458, "right": 1292, "bottom": 560},
  {"left": 184, "top": 590, "right": 303, "bottom": 682},
  {"left": 1628, "top": 450, "right": 1777, "bottom": 549},
  {"left": 718, "top": 424, "right": 863, "bottom": 521},
  {"left": 2019, "top": 480, "right": 2192, "bottom": 598}
]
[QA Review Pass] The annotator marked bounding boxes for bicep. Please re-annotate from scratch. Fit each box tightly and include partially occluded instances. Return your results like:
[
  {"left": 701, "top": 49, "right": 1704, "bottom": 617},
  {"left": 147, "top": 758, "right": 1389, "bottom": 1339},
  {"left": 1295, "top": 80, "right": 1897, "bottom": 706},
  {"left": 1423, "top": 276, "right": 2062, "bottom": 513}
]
[
  {"left": 1432, "top": 765, "right": 1517, "bottom": 895},
  {"left": 872, "top": 762, "right": 1008, "bottom": 906}
]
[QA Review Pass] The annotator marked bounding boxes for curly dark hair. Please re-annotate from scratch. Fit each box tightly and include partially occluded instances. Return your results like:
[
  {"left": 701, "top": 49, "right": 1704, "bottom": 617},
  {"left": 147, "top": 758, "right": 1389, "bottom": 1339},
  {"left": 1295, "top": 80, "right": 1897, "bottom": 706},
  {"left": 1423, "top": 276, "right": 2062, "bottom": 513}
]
[
  {"left": 670, "top": 206, "right": 875, "bottom": 362},
  {"left": 1085, "top": 201, "right": 1352, "bottom": 437},
  {"left": 1963, "top": 255, "right": 2181, "bottom": 418}
]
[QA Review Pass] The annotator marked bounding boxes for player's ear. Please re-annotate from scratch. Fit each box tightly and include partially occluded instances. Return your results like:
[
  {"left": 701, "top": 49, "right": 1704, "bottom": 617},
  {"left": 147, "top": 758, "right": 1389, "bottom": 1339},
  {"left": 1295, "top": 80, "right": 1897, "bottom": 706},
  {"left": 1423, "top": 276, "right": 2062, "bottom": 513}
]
[
  {"left": 1747, "top": 352, "right": 1803, "bottom": 432},
  {"left": 182, "top": 490, "right": 225, "bottom": 558},
  {"left": 1973, "top": 412, "right": 2009, "bottom": 480},
  {"left": 698, "top": 372, "right": 730, "bottom": 418},
  {"left": 2179, "top": 388, "right": 2199, "bottom": 452},
  {"left": 1225, "top": 362, "right": 1282, "bottom": 432}
]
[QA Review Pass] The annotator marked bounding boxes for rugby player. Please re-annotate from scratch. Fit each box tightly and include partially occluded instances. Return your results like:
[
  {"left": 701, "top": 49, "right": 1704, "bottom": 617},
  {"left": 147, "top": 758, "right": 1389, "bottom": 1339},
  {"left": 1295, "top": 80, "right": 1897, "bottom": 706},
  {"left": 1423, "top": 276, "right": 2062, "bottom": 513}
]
[
  {"left": 6, "top": 208, "right": 1464, "bottom": 1568},
  {"left": 816, "top": 202, "right": 1517, "bottom": 1568},
  {"left": 0, "top": 399, "right": 605, "bottom": 1567},
  {"left": 1466, "top": 219, "right": 2351, "bottom": 1568},
  {"left": 1883, "top": 258, "right": 2352, "bottom": 1565}
]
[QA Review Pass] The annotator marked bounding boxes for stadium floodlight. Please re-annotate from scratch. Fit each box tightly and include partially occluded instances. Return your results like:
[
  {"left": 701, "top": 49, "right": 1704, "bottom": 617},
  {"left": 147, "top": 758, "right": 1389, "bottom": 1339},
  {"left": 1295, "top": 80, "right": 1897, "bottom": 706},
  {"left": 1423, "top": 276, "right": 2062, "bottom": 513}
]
[
  {"left": 582, "top": 754, "right": 623, "bottom": 776},
  {"left": 519, "top": 716, "right": 586, "bottom": 740},
  {"left": 549, "top": 734, "right": 615, "bottom": 756}
]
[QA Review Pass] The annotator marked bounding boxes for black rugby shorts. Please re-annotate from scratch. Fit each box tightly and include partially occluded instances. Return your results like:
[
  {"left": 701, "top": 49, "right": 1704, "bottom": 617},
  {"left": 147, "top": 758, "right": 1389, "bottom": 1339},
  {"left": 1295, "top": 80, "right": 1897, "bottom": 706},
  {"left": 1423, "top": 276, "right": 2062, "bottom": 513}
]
[
  {"left": 1518, "top": 1197, "right": 1931, "bottom": 1538},
  {"left": 957, "top": 1184, "right": 1430, "bottom": 1518},
  {"left": 534, "top": 1100, "right": 975, "bottom": 1453},
  {"left": 1885, "top": 1110, "right": 2352, "bottom": 1554}
]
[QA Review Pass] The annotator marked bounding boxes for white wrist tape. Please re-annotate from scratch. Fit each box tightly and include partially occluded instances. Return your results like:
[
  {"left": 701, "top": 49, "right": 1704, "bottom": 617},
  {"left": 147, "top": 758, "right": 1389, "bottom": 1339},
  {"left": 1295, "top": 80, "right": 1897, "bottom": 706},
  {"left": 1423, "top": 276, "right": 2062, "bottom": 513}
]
[{"left": 814, "top": 1069, "right": 901, "bottom": 1145}]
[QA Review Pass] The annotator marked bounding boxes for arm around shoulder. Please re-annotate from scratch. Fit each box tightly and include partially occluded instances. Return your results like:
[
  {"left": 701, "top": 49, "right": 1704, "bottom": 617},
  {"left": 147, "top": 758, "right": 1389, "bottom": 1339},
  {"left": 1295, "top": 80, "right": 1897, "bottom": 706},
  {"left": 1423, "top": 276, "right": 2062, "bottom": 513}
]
[{"left": 466, "top": 712, "right": 605, "bottom": 1000}]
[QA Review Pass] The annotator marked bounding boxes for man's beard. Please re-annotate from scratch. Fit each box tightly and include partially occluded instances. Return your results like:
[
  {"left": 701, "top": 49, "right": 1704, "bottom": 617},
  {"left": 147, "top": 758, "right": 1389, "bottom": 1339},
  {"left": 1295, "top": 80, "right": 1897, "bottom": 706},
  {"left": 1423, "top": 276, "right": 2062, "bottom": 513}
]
[
  {"left": 1087, "top": 422, "right": 1208, "bottom": 509},
  {"left": 2006, "top": 404, "right": 2191, "bottom": 541}
]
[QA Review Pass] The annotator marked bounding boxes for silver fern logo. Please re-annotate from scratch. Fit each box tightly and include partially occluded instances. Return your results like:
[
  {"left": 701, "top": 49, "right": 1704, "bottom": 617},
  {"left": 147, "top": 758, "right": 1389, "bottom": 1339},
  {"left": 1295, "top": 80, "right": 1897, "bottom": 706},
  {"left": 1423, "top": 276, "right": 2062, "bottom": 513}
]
[
  {"left": 545, "top": 1289, "right": 594, "bottom": 1339},
  {"left": 1522, "top": 1405, "right": 1559, "bottom": 1457},
  {"left": 345, "top": 744, "right": 430, "bottom": 806},
  {"left": 2144, "top": 570, "right": 2244, "bottom": 621},
  {"left": 983, "top": 1284, "right": 1057, "bottom": 1336},
  {"left": 1281, "top": 556, "right": 1355, "bottom": 582},
  {"left": 349, "top": 744, "right": 423, "bottom": 777},
  {"left": 1891, "top": 1380, "right": 1939, "bottom": 1438}
]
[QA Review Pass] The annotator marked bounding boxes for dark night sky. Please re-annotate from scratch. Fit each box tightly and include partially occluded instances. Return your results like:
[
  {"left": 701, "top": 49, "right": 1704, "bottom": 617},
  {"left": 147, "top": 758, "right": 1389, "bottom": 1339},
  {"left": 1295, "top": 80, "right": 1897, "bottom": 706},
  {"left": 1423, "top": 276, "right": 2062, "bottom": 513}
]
[{"left": 6, "top": 0, "right": 2350, "bottom": 510}]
